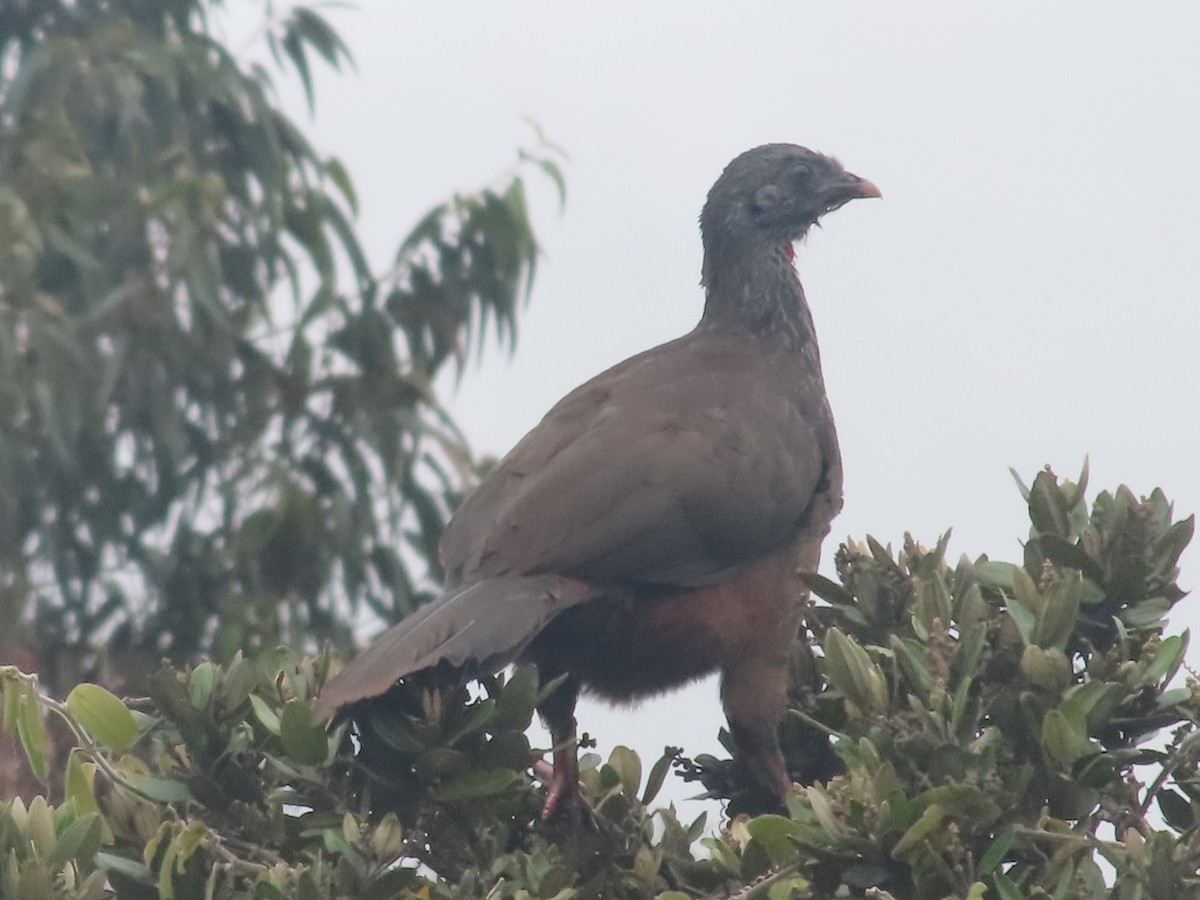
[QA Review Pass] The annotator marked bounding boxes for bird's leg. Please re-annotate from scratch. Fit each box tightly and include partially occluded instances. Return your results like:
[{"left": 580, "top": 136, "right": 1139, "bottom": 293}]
[
  {"left": 536, "top": 675, "right": 583, "bottom": 820},
  {"left": 721, "top": 658, "right": 792, "bottom": 809}
]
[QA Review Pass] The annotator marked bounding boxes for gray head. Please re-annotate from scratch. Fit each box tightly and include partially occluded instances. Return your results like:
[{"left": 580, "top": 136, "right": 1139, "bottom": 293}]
[{"left": 700, "top": 144, "right": 880, "bottom": 280}]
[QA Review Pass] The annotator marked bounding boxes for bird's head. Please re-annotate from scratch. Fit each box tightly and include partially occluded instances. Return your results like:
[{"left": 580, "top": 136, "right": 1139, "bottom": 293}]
[{"left": 701, "top": 144, "right": 880, "bottom": 267}]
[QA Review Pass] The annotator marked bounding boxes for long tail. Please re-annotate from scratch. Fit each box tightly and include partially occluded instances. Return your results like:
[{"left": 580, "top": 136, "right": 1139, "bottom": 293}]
[{"left": 314, "top": 574, "right": 593, "bottom": 721}]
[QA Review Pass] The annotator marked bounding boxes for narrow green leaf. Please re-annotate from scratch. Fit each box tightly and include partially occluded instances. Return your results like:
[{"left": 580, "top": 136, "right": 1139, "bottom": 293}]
[
  {"left": 281, "top": 28, "right": 314, "bottom": 111},
  {"left": 157, "top": 840, "right": 177, "bottom": 899},
  {"left": 322, "top": 157, "right": 359, "bottom": 215},
  {"left": 993, "top": 873, "right": 1025, "bottom": 900},
  {"left": 248, "top": 694, "right": 281, "bottom": 735},
  {"left": 1157, "top": 687, "right": 1192, "bottom": 710},
  {"left": 1009, "top": 467, "right": 1032, "bottom": 501},
  {"left": 891, "top": 636, "right": 932, "bottom": 699},
  {"left": 27, "top": 795, "right": 56, "bottom": 856},
  {"left": 291, "top": 7, "right": 352, "bottom": 69},
  {"left": 65, "top": 752, "right": 100, "bottom": 817},
  {"left": 1121, "top": 597, "right": 1171, "bottom": 628},
  {"left": 1029, "top": 469, "right": 1070, "bottom": 537},
  {"left": 16, "top": 688, "right": 48, "bottom": 782},
  {"left": 823, "top": 628, "right": 886, "bottom": 714},
  {"left": 1042, "top": 710, "right": 1093, "bottom": 764},
  {"left": 798, "top": 572, "right": 855, "bottom": 606},
  {"left": 975, "top": 560, "right": 1018, "bottom": 591},
  {"left": 1033, "top": 571, "right": 1081, "bottom": 649},
  {"left": 954, "top": 624, "right": 988, "bottom": 682},
  {"left": 171, "top": 820, "right": 207, "bottom": 867},
  {"left": 641, "top": 749, "right": 672, "bottom": 805},
  {"left": 891, "top": 804, "right": 944, "bottom": 858},
  {"left": 1007, "top": 601, "right": 1037, "bottom": 645},
  {"left": 1142, "top": 633, "right": 1186, "bottom": 686},
  {"left": 805, "top": 785, "right": 843, "bottom": 838},
  {"left": 95, "top": 852, "right": 154, "bottom": 885},
  {"left": 189, "top": 663, "right": 216, "bottom": 709},
  {"left": 978, "top": 829, "right": 1014, "bottom": 874},
  {"left": 47, "top": 814, "right": 103, "bottom": 872}
]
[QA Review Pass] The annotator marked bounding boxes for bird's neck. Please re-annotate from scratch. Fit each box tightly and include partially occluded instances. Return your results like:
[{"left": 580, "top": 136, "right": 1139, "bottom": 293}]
[{"left": 698, "top": 243, "right": 817, "bottom": 352}]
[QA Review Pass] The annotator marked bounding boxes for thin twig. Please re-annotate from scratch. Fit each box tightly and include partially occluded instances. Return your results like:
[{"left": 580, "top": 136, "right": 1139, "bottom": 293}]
[
  {"left": 211, "top": 839, "right": 271, "bottom": 876},
  {"left": 1011, "top": 826, "right": 1122, "bottom": 852},
  {"left": 722, "top": 861, "right": 805, "bottom": 900},
  {"left": 1138, "top": 730, "right": 1200, "bottom": 818},
  {"left": 788, "top": 709, "right": 848, "bottom": 740}
]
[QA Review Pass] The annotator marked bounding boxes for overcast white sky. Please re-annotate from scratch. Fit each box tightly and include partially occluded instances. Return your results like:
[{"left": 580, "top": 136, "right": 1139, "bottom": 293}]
[{"left": 224, "top": 3, "right": 1200, "bottom": 808}]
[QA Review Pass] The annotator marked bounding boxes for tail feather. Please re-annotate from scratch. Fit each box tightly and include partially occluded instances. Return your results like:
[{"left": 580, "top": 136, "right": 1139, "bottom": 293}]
[{"left": 315, "top": 574, "right": 592, "bottom": 721}]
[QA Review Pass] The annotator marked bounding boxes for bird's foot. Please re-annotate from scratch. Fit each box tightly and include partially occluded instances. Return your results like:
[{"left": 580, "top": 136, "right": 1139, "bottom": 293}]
[{"left": 536, "top": 746, "right": 587, "bottom": 822}]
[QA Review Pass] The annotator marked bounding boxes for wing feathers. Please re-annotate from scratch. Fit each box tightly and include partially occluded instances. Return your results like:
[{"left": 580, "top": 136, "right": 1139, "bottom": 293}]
[{"left": 315, "top": 574, "right": 592, "bottom": 720}]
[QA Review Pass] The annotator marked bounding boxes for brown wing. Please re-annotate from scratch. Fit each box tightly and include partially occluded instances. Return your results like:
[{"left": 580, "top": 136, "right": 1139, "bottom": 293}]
[{"left": 440, "top": 328, "right": 838, "bottom": 589}]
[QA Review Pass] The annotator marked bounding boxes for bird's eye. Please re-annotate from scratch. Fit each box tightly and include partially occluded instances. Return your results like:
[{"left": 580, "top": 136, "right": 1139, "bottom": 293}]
[
  {"left": 790, "top": 164, "right": 812, "bottom": 185},
  {"left": 753, "top": 184, "right": 781, "bottom": 211}
]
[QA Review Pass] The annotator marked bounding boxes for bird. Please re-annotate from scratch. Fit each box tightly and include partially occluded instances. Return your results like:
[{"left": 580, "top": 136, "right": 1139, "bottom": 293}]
[{"left": 315, "top": 143, "right": 879, "bottom": 817}]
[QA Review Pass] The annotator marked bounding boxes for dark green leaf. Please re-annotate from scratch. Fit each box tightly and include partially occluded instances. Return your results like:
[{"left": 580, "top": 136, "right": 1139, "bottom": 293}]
[
  {"left": 745, "top": 815, "right": 804, "bottom": 866},
  {"left": 280, "top": 701, "right": 329, "bottom": 766},
  {"left": 47, "top": 813, "right": 102, "bottom": 871},
  {"left": 1029, "top": 469, "right": 1071, "bottom": 538},
  {"left": 992, "top": 874, "right": 1025, "bottom": 900},
  {"left": 891, "top": 804, "right": 943, "bottom": 858},
  {"left": 494, "top": 665, "right": 540, "bottom": 731},
  {"left": 128, "top": 776, "right": 193, "bottom": 803},
  {"left": 641, "top": 748, "right": 673, "bottom": 805},
  {"left": 1036, "top": 534, "right": 1105, "bottom": 584},
  {"left": 430, "top": 767, "right": 524, "bottom": 802},
  {"left": 1157, "top": 789, "right": 1195, "bottom": 831}
]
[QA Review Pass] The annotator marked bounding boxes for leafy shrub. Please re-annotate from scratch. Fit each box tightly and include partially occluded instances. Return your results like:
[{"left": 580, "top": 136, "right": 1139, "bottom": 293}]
[{"left": 2, "top": 466, "right": 1195, "bottom": 899}]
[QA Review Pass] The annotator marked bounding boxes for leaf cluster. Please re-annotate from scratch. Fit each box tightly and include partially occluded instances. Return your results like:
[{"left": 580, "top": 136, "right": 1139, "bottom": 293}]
[
  {"left": 715, "top": 464, "right": 1198, "bottom": 899},
  {"left": 2, "top": 469, "right": 1195, "bottom": 899}
]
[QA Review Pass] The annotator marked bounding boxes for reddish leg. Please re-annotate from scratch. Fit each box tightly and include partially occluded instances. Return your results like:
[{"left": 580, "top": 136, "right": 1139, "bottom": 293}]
[
  {"left": 541, "top": 742, "right": 582, "bottom": 819},
  {"left": 536, "top": 675, "right": 584, "bottom": 820},
  {"left": 722, "top": 659, "right": 792, "bottom": 810}
]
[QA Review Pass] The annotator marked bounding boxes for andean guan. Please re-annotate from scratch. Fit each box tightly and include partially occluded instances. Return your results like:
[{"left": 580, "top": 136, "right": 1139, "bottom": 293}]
[{"left": 315, "top": 144, "right": 880, "bottom": 817}]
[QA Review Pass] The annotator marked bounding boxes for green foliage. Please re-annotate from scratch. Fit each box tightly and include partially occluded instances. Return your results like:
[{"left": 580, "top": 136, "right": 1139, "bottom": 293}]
[
  {"left": 2, "top": 470, "right": 1195, "bottom": 898},
  {"left": 0, "top": 0, "right": 566, "bottom": 690},
  {"left": 775, "top": 464, "right": 1198, "bottom": 899}
]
